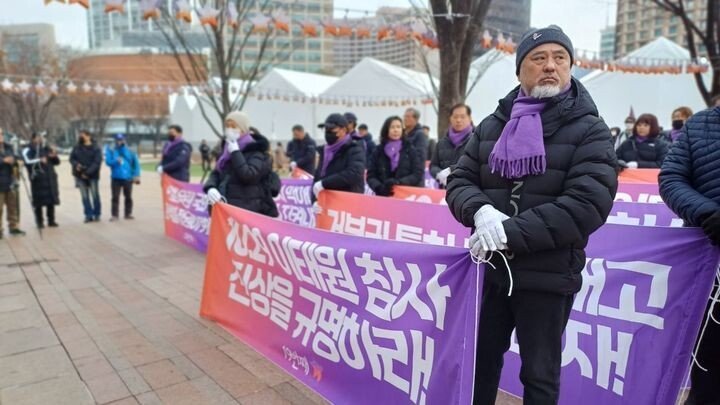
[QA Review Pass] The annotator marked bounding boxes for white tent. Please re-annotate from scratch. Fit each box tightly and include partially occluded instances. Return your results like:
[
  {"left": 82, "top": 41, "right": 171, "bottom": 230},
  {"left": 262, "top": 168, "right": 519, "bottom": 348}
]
[
  {"left": 320, "top": 57, "right": 438, "bottom": 138},
  {"left": 464, "top": 50, "right": 519, "bottom": 121},
  {"left": 581, "top": 37, "right": 713, "bottom": 128}
]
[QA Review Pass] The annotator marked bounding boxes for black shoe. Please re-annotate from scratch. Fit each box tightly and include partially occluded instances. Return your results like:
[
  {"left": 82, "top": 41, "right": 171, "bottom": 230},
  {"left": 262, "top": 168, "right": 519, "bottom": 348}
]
[
  {"left": 84, "top": 218, "right": 93, "bottom": 223},
  {"left": 48, "top": 222, "right": 59, "bottom": 228},
  {"left": 37, "top": 223, "right": 45, "bottom": 229},
  {"left": 9, "top": 229, "right": 25, "bottom": 236},
  {"left": 125, "top": 215, "right": 135, "bottom": 220}
]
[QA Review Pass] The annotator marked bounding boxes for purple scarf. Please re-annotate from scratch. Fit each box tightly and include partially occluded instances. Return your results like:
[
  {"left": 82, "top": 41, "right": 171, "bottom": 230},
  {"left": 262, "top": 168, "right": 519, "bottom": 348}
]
[
  {"left": 448, "top": 125, "right": 473, "bottom": 147},
  {"left": 670, "top": 129, "right": 683, "bottom": 142},
  {"left": 634, "top": 135, "right": 649, "bottom": 143},
  {"left": 320, "top": 135, "right": 352, "bottom": 177},
  {"left": 384, "top": 140, "right": 402, "bottom": 172},
  {"left": 162, "top": 138, "right": 183, "bottom": 155},
  {"left": 216, "top": 133, "right": 254, "bottom": 171}
]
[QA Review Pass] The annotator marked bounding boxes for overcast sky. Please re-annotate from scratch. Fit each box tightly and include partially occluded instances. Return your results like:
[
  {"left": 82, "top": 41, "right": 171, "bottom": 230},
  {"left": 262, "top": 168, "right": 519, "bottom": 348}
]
[{"left": 5, "top": 0, "right": 616, "bottom": 53}]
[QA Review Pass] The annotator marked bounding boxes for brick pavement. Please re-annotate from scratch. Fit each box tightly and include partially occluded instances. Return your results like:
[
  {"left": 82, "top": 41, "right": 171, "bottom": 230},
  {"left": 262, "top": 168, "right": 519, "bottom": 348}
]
[{"left": 0, "top": 162, "right": 520, "bottom": 405}]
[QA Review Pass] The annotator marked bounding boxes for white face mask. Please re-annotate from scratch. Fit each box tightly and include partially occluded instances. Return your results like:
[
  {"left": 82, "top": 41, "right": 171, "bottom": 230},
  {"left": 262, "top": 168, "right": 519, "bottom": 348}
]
[
  {"left": 225, "top": 128, "right": 240, "bottom": 138},
  {"left": 625, "top": 123, "right": 634, "bottom": 132}
]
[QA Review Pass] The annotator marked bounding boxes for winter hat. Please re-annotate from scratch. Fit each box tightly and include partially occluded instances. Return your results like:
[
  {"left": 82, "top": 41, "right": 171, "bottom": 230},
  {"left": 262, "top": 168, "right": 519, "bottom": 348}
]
[
  {"left": 515, "top": 25, "right": 574, "bottom": 75},
  {"left": 225, "top": 111, "right": 250, "bottom": 133}
]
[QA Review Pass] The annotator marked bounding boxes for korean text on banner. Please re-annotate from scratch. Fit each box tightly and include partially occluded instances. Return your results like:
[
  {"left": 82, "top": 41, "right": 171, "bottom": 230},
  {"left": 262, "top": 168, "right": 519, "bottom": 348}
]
[
  {"left": 161, "top": 175, "right": 210, "bottom": 253},
  {"left": 200, "top": 203, "right": 481, "bottom": 405},
  {"left": 275, "top": 178, "right": 314, "bottom": 228},
  {"left": 499, "top": 224, "right": 719, "bottom": 405},
  {"left": 608, "top": 201, "right": 681, "bottom": 227},
  {"left": 317, "top": 190, "right": 468, "bottom": 248}
]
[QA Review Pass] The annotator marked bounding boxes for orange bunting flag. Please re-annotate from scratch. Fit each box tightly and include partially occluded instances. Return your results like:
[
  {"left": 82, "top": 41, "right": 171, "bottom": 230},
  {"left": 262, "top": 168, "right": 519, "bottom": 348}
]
[
  {"left": 356, "top": 25, "right": 371, "bottom": 39},
  {"left": 69, "top": 0, "right": 89, "bottom": 9},
  {"left": 323, "top": 20, "right": 338, "bottom": 36},
  {"left": 377, "top": 26, "right": 391, "bottom": 41},
  {"left": 175, "top": 0, "right": 192, "bottom": 23},
  {"left": 198, "top": 5, "right": 220, "bottom": 28},
  {"left": 495, "top": 33, "right": 506, "bottom": 51},
  {"left": 250, "top": 15, "right": 271, "bottom": 34},
  {"left": 140, "top": 0, "right": 160, "bottom": 20},
  {"left": 410, "top": 21, "right": 426, "bottom": 41},
  {"left": 394, "top": 25, "right": 409, "bottom": 41},
  {"left": 481, "top": 30, "right": 493, "bottom": 49},
  {"left": 272, "top": 10, "right": 290, "bottom": 33},
  {"left": 504, "top": 37, "right": 516, "bottom": 54},
  {"left": 301, "top": 21, "right": 318, "bottom": 37},
  {"left": 338, "top": 24, "right": 353, "bottom": 37},
  {"left": 104, "top": 0, "right": 125, "bottom": 14}
]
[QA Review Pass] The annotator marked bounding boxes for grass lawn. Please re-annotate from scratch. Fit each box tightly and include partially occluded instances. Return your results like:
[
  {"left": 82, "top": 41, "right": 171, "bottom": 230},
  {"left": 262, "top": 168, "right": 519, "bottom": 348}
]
[{"left": 140, "top": 161, "right": 209, "bottom": 178}]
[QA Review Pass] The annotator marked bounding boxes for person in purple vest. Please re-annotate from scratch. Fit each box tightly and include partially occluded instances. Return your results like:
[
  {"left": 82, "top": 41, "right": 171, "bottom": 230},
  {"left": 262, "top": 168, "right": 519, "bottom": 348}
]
[{"left": 446, "top": 25, "right": 617, "bottom": 404}]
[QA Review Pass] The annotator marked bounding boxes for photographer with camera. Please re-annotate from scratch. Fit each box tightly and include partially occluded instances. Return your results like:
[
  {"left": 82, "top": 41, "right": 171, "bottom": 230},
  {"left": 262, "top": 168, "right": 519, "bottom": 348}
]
[
  {"left": 70, "top": 130, "right": 102, "bottom": 223},
  {"left": 22, "top": 132, "right": 61, "bottom": 228}
]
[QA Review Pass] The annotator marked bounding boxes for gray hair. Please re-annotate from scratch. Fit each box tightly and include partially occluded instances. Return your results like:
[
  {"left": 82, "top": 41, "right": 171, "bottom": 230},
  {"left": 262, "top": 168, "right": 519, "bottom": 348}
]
[{"left": 405, "top": 108, "right": 420, "bottom": 120}]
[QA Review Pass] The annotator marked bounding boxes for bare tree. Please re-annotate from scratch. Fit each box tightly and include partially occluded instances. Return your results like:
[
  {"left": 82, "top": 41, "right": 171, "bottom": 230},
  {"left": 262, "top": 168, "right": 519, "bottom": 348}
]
[
  {"left": 0, "top": 43, "right": 67, "bottom": 140},
  {"left": 64, "top": 91, "right": 124, "bottom": 139},
  {"left": 130, "top": 95, "right": 168, "bottom": 158},
  {"left": 153, "top": 0, "right": 298, "bottom": 138},
  {"left": 424, "top": 0, "right": 494, "bottom": 137},
  {"left": 651, "top": 0, "right": 719, "bottom": 106}
]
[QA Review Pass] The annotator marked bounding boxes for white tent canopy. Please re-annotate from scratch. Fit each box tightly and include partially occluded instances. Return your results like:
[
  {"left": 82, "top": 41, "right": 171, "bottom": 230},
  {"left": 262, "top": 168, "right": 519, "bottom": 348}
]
[
  {"left": 581, "top": 37, "right": 712, "bottom": 128},
  {"left": 254, "top": 68, "right": 338, "bottom": 97},
  {"left": 464, "top": 50, "right": 519, "bottom": 121}
]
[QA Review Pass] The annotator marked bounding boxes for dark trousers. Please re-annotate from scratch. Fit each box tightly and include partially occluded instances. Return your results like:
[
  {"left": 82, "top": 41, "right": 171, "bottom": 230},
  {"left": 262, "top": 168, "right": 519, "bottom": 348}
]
[
  {"left": 473, "top": 283, "right": 574, "bottom": 405},
  {"left": 34, "top": 205, "right": 55, "bottom": 226},
  {"left": 686, "top": 282, "right": 720, "bottom": 405},
  {"left": 201, "top": 156, "right": 211, "bottom": 172},
  {"left": 78, "top": 179, "right": 101, "bottom": 220},
  {"left": 111, "top": 179, "right": 133, "bottom": 218}
]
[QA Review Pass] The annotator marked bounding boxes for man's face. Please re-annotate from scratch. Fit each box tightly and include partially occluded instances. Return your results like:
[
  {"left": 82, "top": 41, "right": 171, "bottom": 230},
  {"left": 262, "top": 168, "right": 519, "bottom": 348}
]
[
  {"left": 292, "top": 129, "right": 304, "bottom": 140},
  {"left": 403, "top": 110, "right": 416, "bottom": 129},
  {"left": 518, "top": 43, "right": 571, "bottom": 98},
  {"left": 168, "top": 128, "right": 179, "bottom": 138},
  {"left": 358, "top": 128, "right": 368, "bottom": 137}
]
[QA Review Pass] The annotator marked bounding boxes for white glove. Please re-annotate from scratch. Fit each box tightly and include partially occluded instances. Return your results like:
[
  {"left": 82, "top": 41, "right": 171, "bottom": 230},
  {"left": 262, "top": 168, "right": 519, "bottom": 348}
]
[
  {"left": 436, "top": 167, "right": 451, "bottom": 186},
  {"left": 313, "top": 181, "right": 324, "bottom": 197},
  {"left": 470, "top": 205, "right": 510, "bottom": 253},
  {"left": 206, "top": 188, "right": 223, "bottom": 205},
  {"left": 626, "top": 161, "right": 639, "bottom": 169},
  {"left": 290, "top": 161, "right": 297, "bottom": 171},
  {"left": 312, "top": 202, "right": 322, "bottom": 215},
  {"left": 226, "top": 140, "right": 240, "bottom": 153},
  {"left": 156, "top": 165, "right": 163, "bottom": 174},
  {"left": 225, "top": 129, "right": 240, "bottom": 143}
]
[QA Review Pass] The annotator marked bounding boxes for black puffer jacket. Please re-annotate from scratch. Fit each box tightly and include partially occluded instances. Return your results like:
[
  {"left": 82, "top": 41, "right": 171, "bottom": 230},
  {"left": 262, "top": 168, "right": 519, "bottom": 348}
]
[
  {"left": 406, "top": 124, "right": 429, "bottom": 161},
  {"left": 312, "top": 139, "right": 365, "bottom": 202},
  {"left": 429, "top": 133, "right": 471, "bottom": 184},
  {"left": 616, "top": 136, "right": 670, "bottom": 168},
  {"left": 447, "top": 79, "right": 618, "bottom": 294},
  {"left": 204, "top": 133, "right": 278, "bottom": 217},
  {"left": 286, "top": 135, "right": 317, "bottom": 174},
  {"left": 69, "top": 142, "right": 102, "bottom": 180},
  {"left": 0, "top": 143, "right": 17, "bottom": 193},
  {"left": 161, "top": 140, "right": 192, "bottom": 182},
  {"left": 367, "top": 139, "right": 424, "bottom": 196},
  {"left": 23, "top": 145, "right": 61, "bottom": 207}
]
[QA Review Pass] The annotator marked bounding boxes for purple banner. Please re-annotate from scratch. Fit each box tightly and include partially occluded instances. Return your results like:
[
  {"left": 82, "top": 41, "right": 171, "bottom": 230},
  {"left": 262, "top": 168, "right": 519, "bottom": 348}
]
[
  {"left": 162, "top": 175, "right": 210, "bottom": 252},
  {"left": 275, "top": 178, "right": 314, "bottom": 227},
  {"left": 608, "top": 201, "right": 682, "bottom": 227},
  {"left": 616, "top": 183, "right": 662, "bottom": 203},
  {"left": 201, "top": 204, "right": 481, "bottom": 404},
  {"left": 499, "top": 225, "right": 719, "bottom": 404}
]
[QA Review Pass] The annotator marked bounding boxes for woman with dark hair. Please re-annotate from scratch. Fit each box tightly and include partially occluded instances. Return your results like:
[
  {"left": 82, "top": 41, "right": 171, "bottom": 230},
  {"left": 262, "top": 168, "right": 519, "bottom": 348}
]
[
  {"left": 367, "top": 116, "right": 424, "bottom": 196},
  {"left": 616, "top": 113, "right": 670, "bottom": 169}
]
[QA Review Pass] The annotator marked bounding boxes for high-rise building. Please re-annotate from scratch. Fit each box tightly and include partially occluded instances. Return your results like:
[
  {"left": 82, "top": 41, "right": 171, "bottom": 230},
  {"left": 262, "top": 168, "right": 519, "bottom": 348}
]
[
  {"left": 600, "top": 25, "right": 616, "bottom": 60},
  {"left": 0, "top": 24, "right": 56, "bottom": 65},
  {"left": 484, "top": 0, "right": 532, "bottom": 40},
  {"left": 86, "top": 0, "right": 335, "bottom": 74},
  {"left": 614, "top": 0, "right": 708, "bottom": 57}
]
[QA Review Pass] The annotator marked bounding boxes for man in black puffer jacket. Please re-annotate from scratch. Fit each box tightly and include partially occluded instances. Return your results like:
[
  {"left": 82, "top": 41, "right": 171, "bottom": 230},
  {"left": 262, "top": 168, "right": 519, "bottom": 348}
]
[
  {"left": 158, "top": 125, "right": 192, "bottom": 182},
  {"left": 69, "top": 130, "right": 103, "bottom": 222},
  {"left": 430, "top": 103, "right": 474, "bottom": 188},
  {"left": 403, "top": 108, "right": 429, "bottom": 161},
  {"left": 447, "top": 26, "right": 617, "bottom": 405},
  {"left": 312, "top": 113, "right": 365, "bottom": 203},
  {"left": 286, "top": 124, "right": 317, "bottom": 174},
  {"left": 659, "top": 106, "right": 720, "bottom": 405}
]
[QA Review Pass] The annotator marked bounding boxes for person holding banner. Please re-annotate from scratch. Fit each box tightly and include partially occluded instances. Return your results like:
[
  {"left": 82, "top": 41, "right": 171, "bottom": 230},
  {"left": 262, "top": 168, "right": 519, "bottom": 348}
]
[
  {"left": 311, "top": 113, "right": 365, "bottom": 202},
  {"left": 204, "top": 112, "right": 278, "bottom": 217},
  {"left": 286, "top": 124, "right": 317, "bottom": 174},
  {"left": 446, "top": 26, "right": 617, "bottom": 405},
  {"left": 616, "top": 113, "right": 669, "bottom": 169},
  {"left": 430, "top": 103, "right": 474, "bottom": 188},
  {"left": 659, "top": 105, "right": 720, "bottom": 405},
  {"left": 366, "top": 116, "right": 424, "bottom": 196},
  {"left": 157, "top": 125, "right": 192, "bottom": 182}
]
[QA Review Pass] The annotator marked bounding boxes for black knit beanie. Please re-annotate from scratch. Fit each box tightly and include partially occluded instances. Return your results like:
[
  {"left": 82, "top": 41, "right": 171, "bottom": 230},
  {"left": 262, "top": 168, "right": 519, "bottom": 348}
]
[{"left": 515, "top": 25, "right": 574, "bottom": 75}]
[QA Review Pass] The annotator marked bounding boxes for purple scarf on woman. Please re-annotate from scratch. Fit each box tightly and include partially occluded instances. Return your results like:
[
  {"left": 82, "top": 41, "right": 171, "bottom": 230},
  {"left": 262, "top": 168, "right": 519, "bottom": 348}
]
[
  {"left": 490, "top": 85, "right": 571, "bottom": 179},
  {"left": 216, "top": 133, "right": 254, "bottom": 171},
  {"left": 162, "top": 138, "right": 182, "bottom": 155},
  {"left": 670, "top": 129, "right": 683, "bottom": 142},
  {"left": 448, "top": 125, "right": 473, "bottom": 147},
  {"left": 320, "top": 135, "right": 352, "bottom": 177},
  {"left": 384, "top": 140, "right": 402, "bottom": 172}
]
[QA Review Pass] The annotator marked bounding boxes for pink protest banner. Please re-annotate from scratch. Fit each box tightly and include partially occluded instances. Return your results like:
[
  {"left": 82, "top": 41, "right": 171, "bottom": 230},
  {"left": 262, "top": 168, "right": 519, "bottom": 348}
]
[
  {"left": 618, "top": 169, "right": 660, "bottom": 184},
  {"left": 200, "top": 203, "right": 481, "bottom": 404},
  {"left": 316, "top": 190, "right": 467, "bottom": 247},
  {"left": 161, "top": 175, "right": 210, "bottom": 253},
  {"left": 616, "top": 183, "right": 662, "bottom": 203},
  {"left": 392, "top": 186, "right": 447, "bottom": 205}
]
